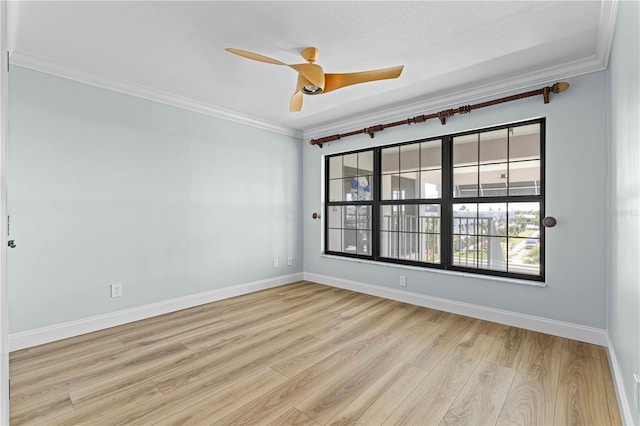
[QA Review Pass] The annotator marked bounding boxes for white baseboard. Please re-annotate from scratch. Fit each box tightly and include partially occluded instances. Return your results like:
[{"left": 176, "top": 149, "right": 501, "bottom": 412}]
[
  {"left": 606, "top": 335, "right": 636, "bottom": 426},
  {"left": 9, "top": 273, "right": 303, "bottom": 352},
  {"left": 304, "top": 272, "right": 608, "bottom": 346}
]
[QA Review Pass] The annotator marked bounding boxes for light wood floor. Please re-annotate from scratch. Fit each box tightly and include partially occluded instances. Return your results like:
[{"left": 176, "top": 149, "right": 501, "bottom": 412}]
[{"left": 10, "top": 281, "right": 621, "bottom": 425}]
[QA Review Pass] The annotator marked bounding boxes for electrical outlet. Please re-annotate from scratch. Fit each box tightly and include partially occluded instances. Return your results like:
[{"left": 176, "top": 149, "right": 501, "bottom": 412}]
[
  {"left": 634, "top": 374, "right": 640, "bottom": 413},
  {"left": 273, "top": 258, "right": 279, "bottom": 268},
  {"left": 287, "top": 257, "right": 293, "bottom": 266},
  {"left": 399, "top": 275, "right": 407, "bottom": 287},
  {"left": 110, "top": 283, "right": 122, "bottom": 298}
]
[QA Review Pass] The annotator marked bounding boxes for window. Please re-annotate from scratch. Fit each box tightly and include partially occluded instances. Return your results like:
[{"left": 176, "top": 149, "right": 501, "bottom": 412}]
[{"left": 325, "top": 119, "right": 545, "bottom": 281}]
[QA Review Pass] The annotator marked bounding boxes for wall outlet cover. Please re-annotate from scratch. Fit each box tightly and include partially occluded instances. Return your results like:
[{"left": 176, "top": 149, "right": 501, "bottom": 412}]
[{"left": 110, "top": 283, "right": 122, "bottom": 298}]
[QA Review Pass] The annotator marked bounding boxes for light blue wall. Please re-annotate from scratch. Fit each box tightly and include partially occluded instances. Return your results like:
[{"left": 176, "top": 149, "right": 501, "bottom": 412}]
[
  {"left": 303, "top": 71, "right": 608, "bottom": 329},
  {"left": 608, "top": 1, "right": 640, "bottom": 423},
  {"left": 8, "top": 66, "right": 303, "bottom": 333}
]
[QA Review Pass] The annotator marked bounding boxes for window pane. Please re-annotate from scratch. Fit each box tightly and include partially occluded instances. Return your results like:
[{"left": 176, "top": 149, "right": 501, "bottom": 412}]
[
  {"left": 453, "top": 166, "right": 478, "bottom": 198},
  {"left": 453, "top": 133, "right": 478, "bottom": 166},
  {"left": 480, "top": 129, "right": 508, "bottom": 164},
  {"left": 509, "top": 160, "right": 540, "bottom": 195},
  {"left": 356, "top": 175, "right": 373, "bottom": 201},
  {"left": 328, "top": 229, "right": 341, "bottom": 252},
  {"left": 479, "top": 163, "right": 508, "bottom": 197},
  {"left": 380, "top": 205, "right": 397, "bottom": 231},
  {"left": 399, "top": 172, "right": 419, "bottom": 199},
  {"left": 358, "top": 151, "right": 374, "bottom": 176},
  {"left": 420, "top": 170, "right": 441, "bottom": 199},
  {"left": 508, "top": 237, "right": 540, "bottom": 275},
  {"left": 329, "top": 179, "right": 342, "bottom": 202},
  {"left": 453, "top": 204, "right": 478, "bottom": 268},
  {"left": 343, "top": 153, "right": 358, "bottom": 178},
  {"left": 342, "top": 229, "right": 357, "bottom": 253},
  {"left": 422, "top": 233, "right": 441, "bottom": 263},
  {"left": 382, "top": 204, "right": 420, "bottom": 261},
  {"left": 328, "top": 206, "right": 342, "bottom": 228},
  {"left": 453, "top": 235, "right": 479, "bottom": 268},
  {"left": 400, "top": 143, "right": 420, "bottom": 172},
  {"left": 380, "top": 231, "right": 398, "bottom": 258},
  {"left": 329, "top": 156, "right": 342, "bottom": 179},
  {"left": 419, "top": 204, "right": 441, "bottom": 233},
  {"left": 357, "top": 206, "right": 371, "bottom": 230},
  {"left": 420, "top": 204, "right": 441, "bottom": 264},
  {"left": 480, "top": 236, "right": 507, "bottom": 271},
  {"left": 381, "top": 146, "right": 399, "bottom": 173},
  {"left": 357, "top": 231, "right": 371, "bottom": 255},
  {"left": 510, "top": 123, "right": 540, "bottom": 161},
  {"left": 421, "top": 139, "right": 442, "bottom": 169},
  {"left": 478, "top": 203, "right": 507, "bottom": 236},
  {"left": 381, "top": 174, "right": 400, "bottom": 200},
  {"left": 509, "top": 202, "right": 540, "bottom": 235}
]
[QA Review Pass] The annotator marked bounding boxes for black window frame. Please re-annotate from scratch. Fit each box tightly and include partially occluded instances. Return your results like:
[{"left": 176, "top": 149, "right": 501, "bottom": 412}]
[{"left": 324, "top": 118, "right": 545, "bottom": 282}]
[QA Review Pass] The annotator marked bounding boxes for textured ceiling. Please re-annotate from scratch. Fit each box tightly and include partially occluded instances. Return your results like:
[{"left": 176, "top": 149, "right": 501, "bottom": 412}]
[{"left": 7, "top": 1, "right": 617, "bottom": 138}]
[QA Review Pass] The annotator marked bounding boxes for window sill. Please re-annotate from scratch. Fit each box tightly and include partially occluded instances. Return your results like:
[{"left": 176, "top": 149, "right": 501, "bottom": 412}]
[{"left": 320, "top": 254, "right": 547, "bottom": 288}]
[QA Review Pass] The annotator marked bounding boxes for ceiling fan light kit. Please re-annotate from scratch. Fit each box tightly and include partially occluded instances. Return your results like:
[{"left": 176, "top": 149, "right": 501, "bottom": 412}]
[{"left": 225, "top": 46, "right": 404, "bottom": 112}]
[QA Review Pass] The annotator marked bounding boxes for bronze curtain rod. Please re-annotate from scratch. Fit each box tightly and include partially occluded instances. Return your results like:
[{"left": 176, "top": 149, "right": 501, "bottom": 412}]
[{"left": 308, "top": 82, "right": 570, "bottom": 148}]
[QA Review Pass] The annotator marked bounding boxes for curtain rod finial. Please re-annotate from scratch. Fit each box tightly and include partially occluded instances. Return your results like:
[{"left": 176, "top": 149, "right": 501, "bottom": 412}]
[{"left": 552, "top": 82, "right": 570, "bottom": 93}]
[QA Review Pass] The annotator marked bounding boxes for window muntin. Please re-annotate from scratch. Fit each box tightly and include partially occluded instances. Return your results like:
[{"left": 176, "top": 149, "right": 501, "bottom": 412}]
[
  {"left": 325, "top": 119, "right": 544, "bottom": 281},
  {"left": 452, "top": 201, "right": 540, "bottom": 275},
  {"left": 453, "top": 123, "right": 541, "bottom": 198},
  {"left": 326, "top": 150, "right": 374, "bottom": 256},
  {"left": 328, "top": 151, "right": 374, "bottom": 202},
  {"left": 379, "top": 204, "right": 441, "bottom": 263},
  {"left": 381, "top": 139, "right": 442, "bottom": 200}
]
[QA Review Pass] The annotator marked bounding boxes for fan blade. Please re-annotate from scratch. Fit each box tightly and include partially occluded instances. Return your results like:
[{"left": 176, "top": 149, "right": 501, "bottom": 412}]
[
  {"left": 225, "top": 48, "right": 286, "bottom": 65},
  {"left": 323, "top": 65, "right": 404, "bottom": 94},
  {"left": 290, "top": 91, "right": 303, "bottom": 112},
  {"left": 288, "top": 63, "right": 325, "bottom": 89}
]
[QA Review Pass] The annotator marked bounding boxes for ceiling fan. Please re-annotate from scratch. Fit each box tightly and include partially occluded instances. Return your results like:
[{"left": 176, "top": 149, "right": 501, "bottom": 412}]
[{"left": 225, "top": 47, "right": 404, "bottom": 112}]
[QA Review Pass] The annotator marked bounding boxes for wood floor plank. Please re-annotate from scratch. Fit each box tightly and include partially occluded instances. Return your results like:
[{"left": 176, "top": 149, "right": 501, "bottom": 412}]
[
  {"left": 500, "top": 330, "right": 562, "bottom": 426},
  {"left": 483, "top": 325, "right": 527, "bottom": 369},
  {"left": 10, "top": 341, "right": 191, "bottom": 410},
  {"left": 327, "top": 362, "right": 429, "bottom": 426},
  {"left": 212, "top": 330, "right": 404, "bottom": 425},
  {"left": 383, "top": 331, "right": 494, "bottom": 425},
  {"left": 268, "top": 408, "right": 321, "bottom": 426},
  {"left": 295, "top": 338, "right": 411, "bottom": 423},
  {"left": 47, "top": 381, "right": 163, "bottom": 426},
  {"left": 9, "top": 337, "right": 126, "bottom": 377},
  {"left": 496, "top": 416, "right": 521, "bottom": 426},
  {"left": 439, "top": 360, "right": 515, "bottom": 425},
  {"left": 154, "top": 367, "right": 289, "bottom": 426},
  {"left": 8, "top": 281, "right": 621, "bottom": 426},
  {"left": 303, "top": 299, "right": 398, "bottom": 340},
  {"left": 270, "top": 301, "right": 416, "bottom": 378},
  {"left": 600, "top": 352, "right": 623, "bottom": 425},
  {"left": 554, "top": 349, "right": 612, "bottom": 425},
  {"left": 9, "top": 392, "right": 74, "bottom": 426},
  {"left": 402, "top": 314, "right": 471, "bottom": 371},
  {"left": 105, "top": 335, "right": 318, "bottom": 425},
  {"left": 562, "top": 338, "right": 602, "bottom": 359},
  {"left": 152, "top": 323, "right": 318, "bottom": 395}
]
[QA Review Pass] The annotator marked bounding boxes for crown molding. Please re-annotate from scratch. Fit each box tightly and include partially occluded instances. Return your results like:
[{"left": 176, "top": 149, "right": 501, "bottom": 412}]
[
  {"left": 303, "top": 0, "right": 618, "bottom": 141},
  {"left": 8, "top": 1, "right": 617, "bottom": 143},
  {"left": 304, "top": 61, "right": 594, "bottom": 141},
  {"left": 303, "top": 54, "right": 610, "bottom": 141},
  {"left": 9, "top": 51, "right": 303, "bottom": 139}
]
